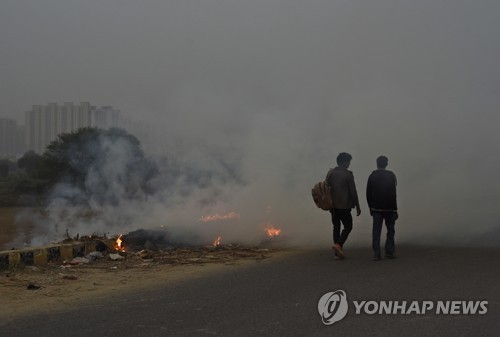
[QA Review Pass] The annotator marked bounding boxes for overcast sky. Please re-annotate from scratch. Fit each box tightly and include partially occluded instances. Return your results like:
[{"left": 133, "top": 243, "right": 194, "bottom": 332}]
[
  {"left": 2, "top": 0, "right": 499, "bottom": 121},
  {"left": 2, "top": 0, "right": 500, "bottom": 245}
]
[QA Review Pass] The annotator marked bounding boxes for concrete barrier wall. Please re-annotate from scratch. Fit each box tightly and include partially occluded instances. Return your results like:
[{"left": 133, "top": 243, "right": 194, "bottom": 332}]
[{"left": 0, "top": 240, "right": 116, "bottom": 270}]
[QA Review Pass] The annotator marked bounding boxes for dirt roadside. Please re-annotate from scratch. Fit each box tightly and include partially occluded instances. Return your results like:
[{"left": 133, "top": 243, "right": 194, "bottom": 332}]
[{"left": 0, "top": 248, "right": 295, "bottom": 323}]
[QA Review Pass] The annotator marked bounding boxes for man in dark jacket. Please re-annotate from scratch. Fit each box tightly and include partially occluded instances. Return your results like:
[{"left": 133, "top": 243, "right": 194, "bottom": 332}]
[
  {"left": 326, "top": 152, "right": 361, "bottom": 259},
  {"left": 366, "top": 156, "right": 398, "bottom": 261}
]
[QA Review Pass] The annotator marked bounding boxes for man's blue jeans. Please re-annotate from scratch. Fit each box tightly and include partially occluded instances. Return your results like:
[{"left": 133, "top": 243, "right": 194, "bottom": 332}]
[{"left": 372, "top": 211, "right": 396, "bottom": 257}]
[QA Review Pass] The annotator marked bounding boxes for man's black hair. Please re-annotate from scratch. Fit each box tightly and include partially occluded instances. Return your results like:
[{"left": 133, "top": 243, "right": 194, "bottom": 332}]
[
  {"left": 377, "top": 156, "right": 388, "bottom": 168},
  {"left": 336, "top": 152, "right": 352, "bottom": 165}
]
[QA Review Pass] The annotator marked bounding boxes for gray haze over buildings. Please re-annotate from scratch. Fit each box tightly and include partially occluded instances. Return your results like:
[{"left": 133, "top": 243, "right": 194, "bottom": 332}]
[
  {"left": 1, "top": 1, "right": 500, "bottom": 246},
  {"left": 24, "top": 102, "right": 122, "bottom": 153}
]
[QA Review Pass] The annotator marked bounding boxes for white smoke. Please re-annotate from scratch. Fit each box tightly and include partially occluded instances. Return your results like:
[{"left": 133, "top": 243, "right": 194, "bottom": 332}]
[{"left": 7, "top": 0, "right": 500, "bottom": 248}]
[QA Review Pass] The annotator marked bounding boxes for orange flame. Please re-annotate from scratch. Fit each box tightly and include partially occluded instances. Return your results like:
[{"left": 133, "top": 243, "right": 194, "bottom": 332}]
[
  {"left": 200, "top": 212, "right": 240, "bottom": 222},
  {"left": 265, "top": 225, "right": 282, "bottom": 238},
  {"left": 213, "top": 236, "right": 222, "bottom": 246},
  {"left": 115, "top": 234, "right": 125, "bottom": 252}
]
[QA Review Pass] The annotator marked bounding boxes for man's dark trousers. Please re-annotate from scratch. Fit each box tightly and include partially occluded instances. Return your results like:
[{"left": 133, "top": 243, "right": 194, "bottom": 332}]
[
  {"left": 331, "top": 208, "right": 353, "bottom": 246},
  {"left": 372, "top": 211, "right": 396, "bottom": 257}
]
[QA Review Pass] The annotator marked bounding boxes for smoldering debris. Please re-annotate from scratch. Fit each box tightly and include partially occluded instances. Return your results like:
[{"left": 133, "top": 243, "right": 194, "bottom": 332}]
[
  {"left": 121, "top": 229, "right": 175, "bottom": 251},
  {"left": 129, "top": 245, "right": 274, "bottom": 266},
  {"left": 51, "top": 225, "right": 285, "bottom": 267}
]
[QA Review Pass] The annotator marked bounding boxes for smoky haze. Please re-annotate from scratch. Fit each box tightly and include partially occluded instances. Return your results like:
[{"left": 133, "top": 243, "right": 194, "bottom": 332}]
[{"left": 1, "top": 0, "right": 499, "bottom": 247}]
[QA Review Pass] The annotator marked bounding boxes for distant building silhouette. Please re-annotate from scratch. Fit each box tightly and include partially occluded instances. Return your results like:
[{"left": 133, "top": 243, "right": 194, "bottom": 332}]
[
  {"left": 24, "top": 102, "right": 122, "bottom": 153},
  {"left": 0, "top": 117, "right": 24, "bottom": 158}
]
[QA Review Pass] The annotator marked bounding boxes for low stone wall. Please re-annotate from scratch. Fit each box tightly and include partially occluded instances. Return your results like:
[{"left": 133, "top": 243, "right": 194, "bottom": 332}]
[{"left": 0, "top": 240, "right": 116, "bottom": 270}]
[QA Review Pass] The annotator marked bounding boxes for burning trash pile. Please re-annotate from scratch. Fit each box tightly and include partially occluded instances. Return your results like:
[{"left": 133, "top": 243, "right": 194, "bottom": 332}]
[
  {"left": 0, "top": 229, "right": 282, "bottom": 306},
  {"left": 0, "top": 208, "right": 287, "bottom": 296},
  {"left": 57, "top": 227, "right": 280, "bottom": 270},
  {"left": 24, "top": 208, "right": 287, "bottom": 273}
]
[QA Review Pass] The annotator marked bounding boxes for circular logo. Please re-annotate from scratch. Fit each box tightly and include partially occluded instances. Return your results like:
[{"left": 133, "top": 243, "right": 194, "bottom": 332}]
[{"left": 318, "top": 290, "right": 348, "bottom": 325}]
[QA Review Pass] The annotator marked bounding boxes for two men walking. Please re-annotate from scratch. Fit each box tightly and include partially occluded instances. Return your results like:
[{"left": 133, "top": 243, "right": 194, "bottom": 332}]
[{"left": 326, "top": 153, "right": 398, "bottom": 260}]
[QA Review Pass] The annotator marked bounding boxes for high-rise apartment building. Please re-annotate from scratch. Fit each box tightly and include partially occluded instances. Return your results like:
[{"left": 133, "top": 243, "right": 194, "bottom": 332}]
[
  {"left": 92, "top": 106, "right": 122, "bottom": 129},
  {"left": 0, "top": 118, "right": 24, "bottom": 157},
  {"left": 24, "top": 102, "right": 122, "bottom": 153}
]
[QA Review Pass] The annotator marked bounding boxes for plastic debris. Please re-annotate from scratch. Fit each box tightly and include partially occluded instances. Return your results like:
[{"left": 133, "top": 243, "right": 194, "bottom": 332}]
[
  {"left": 85, "top": 251, "right": 104, "bottom": 261},
  {"left": 62, "top": 275, "right": 78, "bottom": 280},
  {"left": 70, "top": 257, "right": 90, "bottom": 265},
  {"left": 27, "top": 283, "right": 41, "bottom": 290},
  {"left": 109, "top": 253, "right": 125, "bottom": 261}
]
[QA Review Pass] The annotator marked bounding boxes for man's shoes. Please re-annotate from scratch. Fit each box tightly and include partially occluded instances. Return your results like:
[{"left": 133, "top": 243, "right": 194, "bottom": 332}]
[
  {"left": 333, "top": 251, "right": 346, "bottom": 260},
  {"left": 373, "top": 255, "right": 381, "bottom": 261},
  {"left": 332, "top": 243, "right": 345, "bottom": 259},
  {"left": 385, "top": 252, "right": 397, "bottom": 259}
]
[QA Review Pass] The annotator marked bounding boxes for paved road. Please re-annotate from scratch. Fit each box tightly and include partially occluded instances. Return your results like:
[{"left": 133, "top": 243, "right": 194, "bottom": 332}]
[{"left": 1, "top": 245, "right": 499, "bottom": 337}]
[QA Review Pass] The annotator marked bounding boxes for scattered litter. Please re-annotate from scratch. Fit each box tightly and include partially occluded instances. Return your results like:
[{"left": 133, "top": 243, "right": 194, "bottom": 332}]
[
  {"left": 85, "top": 251, "right": 104, "bottom": 261},
  {"left": 136, "top": 250, "right": 153, "bottom": 259},
  {"left": 109, "top": 253, "right": 125, "bottom": 261},
  {"left": 27, "top": 283, "right": 41, "bottom": 290},
  {"left": 62, "top": 275, "right": 78, "bottom": 280},
  {"left": 70, "top": 257, "right": 90, "bottom": 265}
]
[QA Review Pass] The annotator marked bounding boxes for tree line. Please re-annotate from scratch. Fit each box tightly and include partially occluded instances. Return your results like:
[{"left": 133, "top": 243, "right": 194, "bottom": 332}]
[
  {"left": 1, "top": 126, "right": 244, "bottom": 208},
  {"left": 0, "top": 127, "right": 154, "bottom": 207}
]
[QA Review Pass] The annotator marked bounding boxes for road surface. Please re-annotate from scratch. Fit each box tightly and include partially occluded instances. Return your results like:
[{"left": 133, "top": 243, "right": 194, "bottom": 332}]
[{"left": 1, "top": 245, "right": 499, "bottom": 337}]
